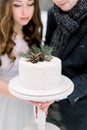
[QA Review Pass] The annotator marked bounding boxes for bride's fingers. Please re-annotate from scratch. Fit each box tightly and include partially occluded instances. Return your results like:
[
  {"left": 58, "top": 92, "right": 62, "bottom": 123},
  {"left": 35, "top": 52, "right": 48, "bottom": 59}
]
[
  {"left": 39, "top": 100, "right": 55, "bottom": 108},
  {"left": 27, "top": 101, "right": 41, "bottom": 106},
  {"left": 37, "top": 101, "right": 55, "bottom": 114},
  {"left": 27, "top": 100, "right": 55, "bottom": 111}
]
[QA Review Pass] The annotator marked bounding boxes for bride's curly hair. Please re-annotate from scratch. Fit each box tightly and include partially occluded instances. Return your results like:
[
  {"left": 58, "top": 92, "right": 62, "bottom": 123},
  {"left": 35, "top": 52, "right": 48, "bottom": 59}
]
[{"left": 0, "top": 0, "right": 43, "bottom": 66}]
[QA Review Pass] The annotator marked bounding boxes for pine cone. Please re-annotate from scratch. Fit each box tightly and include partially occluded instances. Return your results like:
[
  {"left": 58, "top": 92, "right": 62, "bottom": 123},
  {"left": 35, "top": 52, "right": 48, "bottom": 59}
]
[
  {"left": 27, "top": 52, "right": 44, "bottom": 63},
  {"left": 44, "top": 55, "right": 53, "bottom": 61}
]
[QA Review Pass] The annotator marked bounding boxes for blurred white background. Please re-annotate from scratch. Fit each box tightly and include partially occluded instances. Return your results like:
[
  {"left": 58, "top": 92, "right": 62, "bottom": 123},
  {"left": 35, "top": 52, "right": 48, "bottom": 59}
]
[
  {"left": 39, "top": 0, "right": 53, "bottom": 42},
  {"left": 39, "top": 0, "right": 53, "bottom": 10}
]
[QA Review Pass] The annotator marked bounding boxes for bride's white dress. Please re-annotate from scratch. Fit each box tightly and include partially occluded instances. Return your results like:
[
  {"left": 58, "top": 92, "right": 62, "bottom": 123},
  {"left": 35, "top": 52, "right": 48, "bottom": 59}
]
[{"left": 0, "top": 35, "right": 35, "bottom": 130}]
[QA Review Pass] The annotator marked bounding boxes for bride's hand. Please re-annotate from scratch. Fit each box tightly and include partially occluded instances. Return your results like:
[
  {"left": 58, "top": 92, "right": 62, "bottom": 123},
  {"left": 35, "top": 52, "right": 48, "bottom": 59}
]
[
  {"left": 38, "top": 100, "right": 55, "bottom": 115},
  {"left": 27, "top": 100, "right": 55, "bottom": 117}
]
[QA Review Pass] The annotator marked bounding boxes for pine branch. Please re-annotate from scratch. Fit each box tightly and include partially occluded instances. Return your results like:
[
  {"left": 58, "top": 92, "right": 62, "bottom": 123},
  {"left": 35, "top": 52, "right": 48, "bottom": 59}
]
[{"left": 20, "top": 45, "right": 53, "bottom": 63}]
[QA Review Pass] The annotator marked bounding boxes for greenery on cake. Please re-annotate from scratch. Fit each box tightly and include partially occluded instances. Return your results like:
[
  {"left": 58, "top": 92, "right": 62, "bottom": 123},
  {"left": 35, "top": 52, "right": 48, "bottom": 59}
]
[{"left": 20, "top": 45, "right": 53, "bottom": 63}]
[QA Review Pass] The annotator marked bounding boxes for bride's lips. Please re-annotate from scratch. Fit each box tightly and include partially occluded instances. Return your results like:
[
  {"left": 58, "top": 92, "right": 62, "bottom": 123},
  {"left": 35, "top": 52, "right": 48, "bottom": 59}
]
[{"left": 20, "top": 17, "right": 29, "bottom": 21}]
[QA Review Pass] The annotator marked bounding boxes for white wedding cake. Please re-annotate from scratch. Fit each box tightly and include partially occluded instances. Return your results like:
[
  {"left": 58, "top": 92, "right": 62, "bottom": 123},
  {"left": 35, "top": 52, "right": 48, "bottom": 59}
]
[{"left": 19, "top": 56, "right": 61, "bottom": 91}]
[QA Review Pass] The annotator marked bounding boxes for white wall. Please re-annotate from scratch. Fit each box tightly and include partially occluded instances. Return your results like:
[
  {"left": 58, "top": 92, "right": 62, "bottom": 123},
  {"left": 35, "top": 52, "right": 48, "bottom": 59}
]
[
  {"left": 40, "top": 1, "right": 53, "bottom": 43},
  {"left": 39, "top": 0, "right": 53, "bottom": 10},
  {"left": 41, "top": 11, "right": 47, "bottom": 43}
]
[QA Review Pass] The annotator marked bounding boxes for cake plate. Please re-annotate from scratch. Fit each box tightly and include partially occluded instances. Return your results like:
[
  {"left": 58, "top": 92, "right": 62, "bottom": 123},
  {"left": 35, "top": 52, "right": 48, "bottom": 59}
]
[{"left": 8, "top": 75, "right": 74, "bottom": 130}]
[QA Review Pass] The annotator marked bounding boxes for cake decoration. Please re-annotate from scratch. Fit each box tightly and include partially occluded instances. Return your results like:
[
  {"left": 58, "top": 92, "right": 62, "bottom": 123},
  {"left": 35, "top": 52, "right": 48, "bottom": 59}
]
[{"left": 20, "top": 45, "right": 53, "bottom": 63}]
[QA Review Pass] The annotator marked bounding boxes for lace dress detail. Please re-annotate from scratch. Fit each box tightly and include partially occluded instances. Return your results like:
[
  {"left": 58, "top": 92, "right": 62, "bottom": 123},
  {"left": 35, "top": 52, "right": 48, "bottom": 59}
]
[{"left": 0, "top": 35, "right": 34, "bottom": 130}]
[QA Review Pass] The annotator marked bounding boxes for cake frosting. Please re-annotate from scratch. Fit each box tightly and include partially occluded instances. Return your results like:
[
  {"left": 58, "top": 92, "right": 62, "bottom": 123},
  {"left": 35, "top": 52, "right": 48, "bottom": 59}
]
[{"left": 19, "top": 56, "right": 61, "bottom": 90}]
